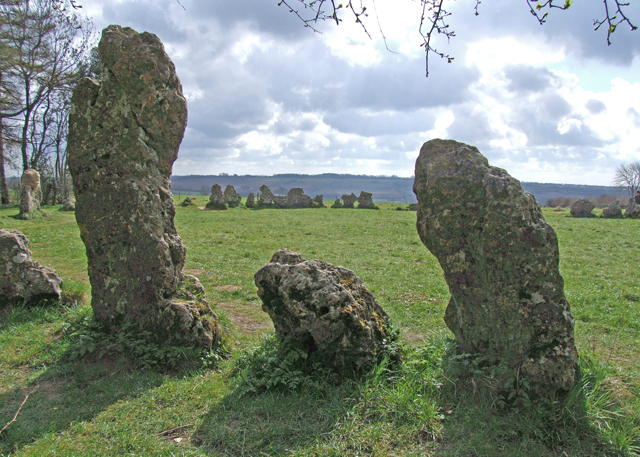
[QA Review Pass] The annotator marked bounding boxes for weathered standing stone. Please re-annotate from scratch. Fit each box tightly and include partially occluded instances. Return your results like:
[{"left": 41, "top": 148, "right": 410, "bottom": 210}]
[
  {"left": 223, "top": 184, "right": 242, "bottom": 208},
  {"left": 570, "top": 199, "right": 595, "bottom": 217},
  {"left": 179, "top": 197, "right": 195, "bottom": 207},
  {"left": 67, "top": 25, "right": 219, "bottom": 348},
  {"left": 0, "top": 229, "right": 62, "bottom": 303},
  {"left": 342, "top": 193, "right": 357, "bottom": 208},
  {"left": 255, "top": 249, "right": 393, "bottom": 373},
  {"left": 602, "top": 201, "right": 623, "bottom": 218},
  {"left": 17, "top": 169, "right": 43, "bottom": 220},
  {"left": 331, "top": 197, "right": 343, "bottom": 208},
  {"left": 413, "top": 139, "right": 577, "bottom": 394},
  {"left": 246, "top": 192, "right": 255, "bottom": 208},
  {"left": 357, "top": 191, "right": 376, "bottom": 209},
  {"left": 625, "top": 197, "right": 640, "bottom": 219},
  {"left": 312, "top": 194, "right": 324, "bottom": 208},
  {"left": 257, "top": 185, "right": 275, "bottom": 207},
  {"left": 287, "top": 188, "right": 313, "bottom": 208},
  {"left": 206, "top": 183, "right": 227, "bottom": 210}
]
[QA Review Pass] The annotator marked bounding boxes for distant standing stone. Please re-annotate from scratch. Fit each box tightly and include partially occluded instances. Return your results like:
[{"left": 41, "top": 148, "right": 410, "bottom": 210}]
[
  {"left": 357, "top": 191, "right": 376, "bottom": 209},
  {"left": 258, "top": 185, "right": 275, "bottom": 207},
  {"left": 413, "top": 139, "right": 578, "bottom": 394},
  {"left": 0, "top": 229, "right": 62, "bottom": 303},
  {"left": 286, "top": 188, "right": 313, "bottom": 208},
  {"left": 179, "top": 197, "right": 195, "bottom": 207},
  {"left": 246, "top": 192, "right": 255, "bottom": 208},
  {"left": 17, "top": 169, "right": 43, "bottom": 220},
  {"left": 223, "top": 185, "right": 242, "bottom": 208},
  {"left": 570, "top": 199, "right": 595, "bottom": 217},
  {"left": 312, "top": 194, "right": 324, "bottom": 208},
  {"left": 67, "top": 25, "right": 219, "bottom": 348},
  {"left": 602, "top": 201, "right": 622, "bottom": 218},
  {"left": 255, "top": 249, "right": 394, "bottom": 373},
  {"left": 342, "top": 193, "right": 357, "bottom": 208},
  {"left": 331, "top": 197, "right": 343, "bottom": 208},
  {"left": 624, "top": 197, "right": 640, "bottom": 219},
  {"left": 206, "top": 183, "right": 227, "bottom": 210}
]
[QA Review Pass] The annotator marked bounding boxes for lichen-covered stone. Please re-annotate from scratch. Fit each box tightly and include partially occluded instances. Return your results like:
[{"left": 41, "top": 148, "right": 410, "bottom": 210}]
[
  {"left": 413, "top": 139, "right": 578, "bottom": 394},
  {"left": 179, "top": 197, "right": 195, "bottom": 207},
  {"left": 17, "top": 169, "right": 43, "bottom": 220},
  {"left": 257, "top": 185, "right": 275, "bottom": 207},
  {"left": 570, "top": 199, "right": 595, "bottom": 217},
  {"left": 312, "top": 195, "right": 325, "bottom": 208},
  {"left": 246, "top": 192, "right": 255, "bottom": 208},
  {"left": 602, "top": 202, "right": 622, "bottom": 218},
  {"left": 286, "top": 188, "right": 313, "bottom": 208},
  {"left": 224, "top": 184, "right": 242, "bottom": 208},
  {"left": 624, "top": 197, "right": 640, "bottom": 219},
  {"left": 206, "top": 183, "right": 227, "bottom": 210},
  {"left": 342, "top": 193, "right": 357, "bottom": 208},
  {"left": 67, "top": 25, "right": 219, "bottom": 348},
  {"left": 255, "top": 249, "right": 393, "bottom": 373},
  {"left": 0, "top": 229, "right": 62, "bottom": 303},
  {"left": 357, "top": 191, "right": 376, "bottom": 209}
]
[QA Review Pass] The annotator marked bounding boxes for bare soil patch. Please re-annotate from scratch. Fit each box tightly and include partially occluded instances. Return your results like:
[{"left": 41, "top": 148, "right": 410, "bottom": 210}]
[{"left": 217, "top": 302, "right": 270, "bottom": 333}]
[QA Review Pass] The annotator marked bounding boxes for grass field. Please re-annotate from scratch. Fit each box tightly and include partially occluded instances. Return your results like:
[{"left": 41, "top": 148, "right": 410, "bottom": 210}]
[{"left": 0, "top": 199, "right": 638, "bottom": 456}]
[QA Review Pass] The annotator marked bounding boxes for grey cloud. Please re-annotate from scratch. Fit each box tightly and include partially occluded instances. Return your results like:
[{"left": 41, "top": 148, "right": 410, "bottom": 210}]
[
  {"left": 323, "top": 109, "right": 436, "bottom": 136},
  {"left": 504, "top": 65, "right": 560, "bottom": 94},
  {"left": 585, "top": 99, "right": 606, "bottom": 114}
]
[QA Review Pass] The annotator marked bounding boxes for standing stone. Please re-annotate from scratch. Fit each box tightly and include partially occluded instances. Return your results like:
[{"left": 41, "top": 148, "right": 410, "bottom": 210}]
[
  {"left": 570, "top": 199, "right": 595, "bottom": 217},
  {"left": 67, "top": 25, "right": 219, "bottom": 348},
  {"left": 179, "top": 197, "right": 195, "bottom": 207},
  {"left": 357, "top": 191, "right": 376, "bottom": 209},
  {"left": 331, "top": 197, "right": 343, "bottom": 208},
  {"left": 624, "top": 197, "right": 640, "bottom": 219},
  {"left": 206, "top": 184, "right": 227, "bottom": 210},
  {"left": 413, "top": 139, "right": 577, "bottom": 394},
  {"left": 255, "top": 249, "right": 394, "bottom": 373},
  {"left": 258, "top": 185, "right": 275, "bottom": 207},
  {"left": 223, "top": 184, "right": 242, "bottom": 208},
  {"left": 602, "top": 201, "right": 622, "bottom": 218},
  {"left": 17, "top": 169, "right": 43, "bottom": 220},
  {"left": 286, "top": 188, "right": 313, "bottom": 208},
  {"left": 246, "top": 192, "right": 255, "bottom": 208},
  {"left": 312, "top": 194, "right": 324, "bottom": 208},
  {"left": 0, "top": 229, "right": 62, "bottom": 303},
  {"left": 342, "top": 193, "right": 357, "bottom": 208}
]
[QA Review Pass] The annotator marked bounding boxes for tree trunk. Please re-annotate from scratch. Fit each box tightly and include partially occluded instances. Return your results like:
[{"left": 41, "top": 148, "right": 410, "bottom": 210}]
[{"left": 0, "top": 118, "right": 10, "bottom": 205}]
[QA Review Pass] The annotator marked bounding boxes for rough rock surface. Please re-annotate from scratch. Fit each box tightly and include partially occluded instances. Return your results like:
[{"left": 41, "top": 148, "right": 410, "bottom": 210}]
[
  {"left": 312, "top": 194, "right": 324, "bottom": 208},
  {"left": 67, "top": 25, "right": 219, "bottom": 348},
  {"left": 570, "top": 199, "right": 595, "bottom": 217},
  {"left": 625, "top": 197, "right": 640, "bottom": 219},
  {"left": 331, "top": 197, "right": 343, "bottom": 208},
  {"left": 357, "top": 191, "right": 375, "bottom": 209},
  {"left": 59, "top": 196, "right": 76, "bottom": 212},
  {"left": 206, "top": 183, "right": 227, "bottom": 210},
  {"left": 246, "top": 192, "right": 255, "bottom": 208},
  {"left": 224, "top": 185, "right": 242, "bottom": 208},
  {"left": 602, "top": 202, "right": 622, "bottom": 218},
  {"left": 0, "top": 229, "right": 62, "bottom": 303},
  {"left": 287, "top": 188, "right": 313, "bottom": 208},
  {"left": 17, "top": 169, "right": 43, "bottom": 219},
  {"left": 255, "top": 249, "right": 393, "bottom": 373},
  {"left": 179, "top": 197, "right": 195, "bottom": 207},
  {"left": 342, "top": 193, "right": 357, "bottom": 208},
  {"left": 257, "top": 185, "right": 275, "bottom": 207},
  {"left": 413, "top": 139, "right": 577, "bottom": 394}
]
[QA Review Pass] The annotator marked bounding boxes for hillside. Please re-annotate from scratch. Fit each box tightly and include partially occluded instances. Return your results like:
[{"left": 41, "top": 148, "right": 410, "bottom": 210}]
[{"left": 170, "top": 174, "right": 621, "bottom": 205}]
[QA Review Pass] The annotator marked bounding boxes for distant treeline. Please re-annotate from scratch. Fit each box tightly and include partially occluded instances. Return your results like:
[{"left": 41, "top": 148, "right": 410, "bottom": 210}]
[{"left": 171, "top": 174, "right": 621, "bottom": 205}]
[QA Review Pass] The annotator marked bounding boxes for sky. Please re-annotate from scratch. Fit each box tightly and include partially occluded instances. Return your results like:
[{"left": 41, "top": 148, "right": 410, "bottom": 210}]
[{"left": 80, "top": 0, "right": 640, "bottom": 185}]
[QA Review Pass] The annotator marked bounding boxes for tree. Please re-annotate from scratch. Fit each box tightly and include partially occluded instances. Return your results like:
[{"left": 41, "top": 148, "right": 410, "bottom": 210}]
[
  {"left": 0, "top": 0, "right": 93, "bottom": 173},
  {"left": 278, "top": 0, "right": 638, "bottom": 75},
  {"left": 613, "top": 162, "right": 640, "bottom": 197}
]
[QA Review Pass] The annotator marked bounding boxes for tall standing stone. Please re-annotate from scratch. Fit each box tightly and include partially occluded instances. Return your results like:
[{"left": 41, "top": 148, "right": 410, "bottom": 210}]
[
  {"left": 223, "top": 184, "right": 242, "bottom": 208},
  {"left": 357, "top": 191, "right": 375, "bottom": 209},
  {"left": 413, "top": 139, "right": 577, "bottom": 394},
  {"left": 67, "top": 25, "right": 219, "bottom": 348},
  {"left": 206, "top": 183, "right": 227, "bottom": 210},
  {"left": 17, "top": 169, "right": 43, "bottom": 220},
  {"left": 342, "top": 193, "right": 357, "bottom": 208}
]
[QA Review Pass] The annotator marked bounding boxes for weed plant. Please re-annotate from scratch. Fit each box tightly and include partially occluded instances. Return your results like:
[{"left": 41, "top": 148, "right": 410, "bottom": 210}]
[{"left": 0, "top": 203, "right": 638, "bottom": 456}]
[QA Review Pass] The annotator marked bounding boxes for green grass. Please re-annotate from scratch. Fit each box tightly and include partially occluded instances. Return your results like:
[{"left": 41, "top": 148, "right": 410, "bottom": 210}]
[{"left": 0, "top": 201, "right": 638, "bottom": 456}]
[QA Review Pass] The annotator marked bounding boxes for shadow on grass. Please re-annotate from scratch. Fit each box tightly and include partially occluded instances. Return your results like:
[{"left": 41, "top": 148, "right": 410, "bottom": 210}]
[
  {"left": 194, "top": 384, "right": 357, "bottom": 457},
  {"left": 0, "top": 302, "right": 169, "bottom": 455}
]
